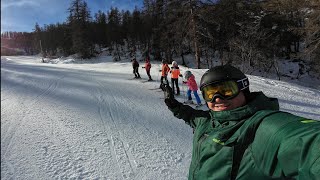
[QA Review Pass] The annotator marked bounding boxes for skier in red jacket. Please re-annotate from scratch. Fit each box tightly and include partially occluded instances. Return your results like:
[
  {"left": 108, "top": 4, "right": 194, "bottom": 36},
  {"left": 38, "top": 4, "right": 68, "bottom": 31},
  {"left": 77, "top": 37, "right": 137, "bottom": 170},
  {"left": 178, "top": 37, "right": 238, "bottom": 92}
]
[{"left": 183, "top": 70, "right": 202, "bottom": 106}]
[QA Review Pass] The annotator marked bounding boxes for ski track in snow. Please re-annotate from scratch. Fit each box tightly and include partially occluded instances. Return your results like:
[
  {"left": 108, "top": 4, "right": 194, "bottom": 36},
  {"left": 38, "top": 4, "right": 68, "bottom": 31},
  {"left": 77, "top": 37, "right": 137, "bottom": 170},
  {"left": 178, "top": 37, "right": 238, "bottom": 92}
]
[
  {"left": 95, "top": 80, "right": 136, "bottom": 179},
  {"left": 1, "top": 57, "right": 191, "bottom": 179},
  {"left": 93, "top": 78, "right": 187, "bottom": 179},
  {"left": 1, "top": 56, "right": 319, "bottom": 179},
  {"left": 1, "top": 72, "right": 66, "bottom": 179}
]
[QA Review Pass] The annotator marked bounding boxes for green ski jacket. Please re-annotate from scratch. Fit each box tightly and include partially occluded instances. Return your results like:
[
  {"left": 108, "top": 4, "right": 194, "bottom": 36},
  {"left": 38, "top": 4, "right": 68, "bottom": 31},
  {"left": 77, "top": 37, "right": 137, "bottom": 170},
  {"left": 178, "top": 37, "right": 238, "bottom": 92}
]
[{"left": 169, "top": 92, "right": 320, "bottom": 180}]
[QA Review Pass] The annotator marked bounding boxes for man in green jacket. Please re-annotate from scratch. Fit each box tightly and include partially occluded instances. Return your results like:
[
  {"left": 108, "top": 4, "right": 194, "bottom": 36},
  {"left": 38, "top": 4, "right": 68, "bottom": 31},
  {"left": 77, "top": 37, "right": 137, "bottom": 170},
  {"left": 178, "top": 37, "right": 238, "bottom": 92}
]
[{"left": 163, "top": 65, "right": 320, "bottom": 180}]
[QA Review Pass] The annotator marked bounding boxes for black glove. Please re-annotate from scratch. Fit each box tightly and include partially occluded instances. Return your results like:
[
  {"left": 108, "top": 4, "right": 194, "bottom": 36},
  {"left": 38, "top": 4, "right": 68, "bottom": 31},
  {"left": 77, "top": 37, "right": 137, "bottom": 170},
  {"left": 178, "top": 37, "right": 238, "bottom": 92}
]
[
  {"left": 164, "top": 84, "right": 179, "bottom": 108},
  {"left": 164, "top": 84, "right": 174, "bottom": 99}
]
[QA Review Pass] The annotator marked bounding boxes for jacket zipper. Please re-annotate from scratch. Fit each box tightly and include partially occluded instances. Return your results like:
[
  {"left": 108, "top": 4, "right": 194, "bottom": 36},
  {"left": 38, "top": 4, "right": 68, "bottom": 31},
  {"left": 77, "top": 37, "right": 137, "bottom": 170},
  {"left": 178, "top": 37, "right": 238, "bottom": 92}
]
[{"left": 192, "top": 133, "right": 209, "bottom": 179}]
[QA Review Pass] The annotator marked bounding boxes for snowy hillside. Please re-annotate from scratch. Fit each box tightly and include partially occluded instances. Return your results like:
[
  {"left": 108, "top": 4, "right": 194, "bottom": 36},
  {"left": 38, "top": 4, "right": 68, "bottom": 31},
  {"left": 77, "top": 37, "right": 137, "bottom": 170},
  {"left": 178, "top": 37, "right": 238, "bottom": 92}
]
[{"left": 1, "top": 55, "right": 320, "bottom": 179}]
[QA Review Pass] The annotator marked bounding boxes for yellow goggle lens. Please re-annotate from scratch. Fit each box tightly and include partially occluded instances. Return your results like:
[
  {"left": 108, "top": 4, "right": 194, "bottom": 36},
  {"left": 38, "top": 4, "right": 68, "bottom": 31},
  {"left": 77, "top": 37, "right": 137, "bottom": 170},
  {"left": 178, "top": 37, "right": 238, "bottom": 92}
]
[{"left": 203, "top": 81, "right": 239, "bottom": 101}]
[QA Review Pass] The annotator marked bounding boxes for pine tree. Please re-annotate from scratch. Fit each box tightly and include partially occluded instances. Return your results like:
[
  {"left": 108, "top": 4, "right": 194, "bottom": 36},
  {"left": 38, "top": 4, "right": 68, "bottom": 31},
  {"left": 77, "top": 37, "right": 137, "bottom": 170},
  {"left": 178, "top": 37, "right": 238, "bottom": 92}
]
[
  {"left": 68, "top": 0, "right": 93, "bottom": 59},
  {"left": 94, "top": 10, "right": 108, "bottom": 50}
]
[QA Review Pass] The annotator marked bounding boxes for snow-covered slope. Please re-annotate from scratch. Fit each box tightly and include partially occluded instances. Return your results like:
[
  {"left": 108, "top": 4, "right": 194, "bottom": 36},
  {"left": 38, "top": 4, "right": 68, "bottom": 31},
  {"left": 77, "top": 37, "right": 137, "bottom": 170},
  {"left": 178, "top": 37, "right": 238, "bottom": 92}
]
[{"left": 1, "top": 56, "right": 319, "bottom": 179}]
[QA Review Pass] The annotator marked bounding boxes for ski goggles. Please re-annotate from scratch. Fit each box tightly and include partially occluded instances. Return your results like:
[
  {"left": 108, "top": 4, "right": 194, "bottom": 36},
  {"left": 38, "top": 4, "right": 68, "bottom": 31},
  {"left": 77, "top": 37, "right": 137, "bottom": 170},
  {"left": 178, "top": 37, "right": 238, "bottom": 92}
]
[{"left": 202, "top": 78, "right": 249, "bottom": 102}]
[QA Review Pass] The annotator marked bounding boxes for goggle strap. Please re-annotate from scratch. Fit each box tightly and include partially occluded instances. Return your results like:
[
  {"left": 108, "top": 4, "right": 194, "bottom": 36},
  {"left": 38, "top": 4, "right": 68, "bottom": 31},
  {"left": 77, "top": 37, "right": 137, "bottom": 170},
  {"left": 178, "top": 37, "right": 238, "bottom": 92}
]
[{"left": 237, "top": 78, "right": 249, "bottom": 90}]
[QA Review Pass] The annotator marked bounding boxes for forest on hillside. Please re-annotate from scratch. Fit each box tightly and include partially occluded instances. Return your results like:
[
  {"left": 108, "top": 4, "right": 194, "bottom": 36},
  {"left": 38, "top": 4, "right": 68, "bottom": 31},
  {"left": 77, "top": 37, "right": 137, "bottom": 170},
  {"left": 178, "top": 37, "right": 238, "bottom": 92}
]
[{"left": 1, "top": 0, "right": 319, "bottom": 76}]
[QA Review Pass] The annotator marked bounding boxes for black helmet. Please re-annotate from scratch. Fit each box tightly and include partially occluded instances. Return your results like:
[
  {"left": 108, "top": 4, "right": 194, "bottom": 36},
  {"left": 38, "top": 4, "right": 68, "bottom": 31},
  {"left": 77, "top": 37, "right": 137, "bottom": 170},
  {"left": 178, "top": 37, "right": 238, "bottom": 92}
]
[{"left": 200, "top": 65, "right": 249, "bottom": 91}]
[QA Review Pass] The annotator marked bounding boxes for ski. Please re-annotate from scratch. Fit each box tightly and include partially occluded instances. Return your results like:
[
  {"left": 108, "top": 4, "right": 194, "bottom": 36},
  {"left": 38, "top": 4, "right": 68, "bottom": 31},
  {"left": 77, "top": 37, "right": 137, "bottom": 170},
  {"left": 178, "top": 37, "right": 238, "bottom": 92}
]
[
  {"left": 148, "top": 87, "right": 161, "bottom": 90},
  {"left": 195, "top": 104, "right": 204, "bottom": 108},
  {"left": 182, "top": 101, "right": 205, "bottom": 109},
  {"left": 141, "top": 80, "right": 154, "bottom": 83},
  {"left": 127, "top": 77, "right": 143, "bottom": 80},
  {"left": 151, "top": 89, "right": 163, "bottom": 93},
  {"left": 183, "top": 101, "right": 194, "bottom": 105}
]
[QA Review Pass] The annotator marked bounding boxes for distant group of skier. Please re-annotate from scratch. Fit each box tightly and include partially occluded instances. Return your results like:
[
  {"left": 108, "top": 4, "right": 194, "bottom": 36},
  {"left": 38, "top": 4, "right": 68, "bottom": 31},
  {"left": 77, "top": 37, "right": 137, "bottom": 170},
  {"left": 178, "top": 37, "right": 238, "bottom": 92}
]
[
  {"left": 131, "top": 57, "right": 319, "bottom": 180},
  {"left": 131, "top": 57, "right": 202, "bottom": 106}
]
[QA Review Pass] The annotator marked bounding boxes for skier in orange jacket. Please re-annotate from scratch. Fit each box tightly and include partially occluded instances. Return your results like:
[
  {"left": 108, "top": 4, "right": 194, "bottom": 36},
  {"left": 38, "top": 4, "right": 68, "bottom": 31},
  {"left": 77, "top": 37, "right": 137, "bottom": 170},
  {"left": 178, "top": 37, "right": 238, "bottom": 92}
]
[
  {"left": 142, "top": 56, "right": 153, "bottom": 81},
  {"left": 170, "top": 61, "right": 182, "bottom": 95},
  {"left": 159, "top": 59, "right": 170, "bottom": 90}
]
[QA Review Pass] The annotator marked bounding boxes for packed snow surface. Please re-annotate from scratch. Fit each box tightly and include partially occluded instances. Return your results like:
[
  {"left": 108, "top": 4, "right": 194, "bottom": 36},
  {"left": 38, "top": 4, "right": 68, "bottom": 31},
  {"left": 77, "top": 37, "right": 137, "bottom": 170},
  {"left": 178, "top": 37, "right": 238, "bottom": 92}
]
[{"left": 1, "top": 56, "right": 319, "bottom": 179}]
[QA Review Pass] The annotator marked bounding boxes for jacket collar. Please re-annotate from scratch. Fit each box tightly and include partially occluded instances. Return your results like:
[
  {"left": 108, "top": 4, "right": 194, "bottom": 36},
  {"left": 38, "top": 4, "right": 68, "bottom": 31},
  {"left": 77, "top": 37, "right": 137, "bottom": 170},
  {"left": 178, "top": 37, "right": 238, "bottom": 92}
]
[{"left": 209, "top": 92, "right": 279, "bottom": 123}]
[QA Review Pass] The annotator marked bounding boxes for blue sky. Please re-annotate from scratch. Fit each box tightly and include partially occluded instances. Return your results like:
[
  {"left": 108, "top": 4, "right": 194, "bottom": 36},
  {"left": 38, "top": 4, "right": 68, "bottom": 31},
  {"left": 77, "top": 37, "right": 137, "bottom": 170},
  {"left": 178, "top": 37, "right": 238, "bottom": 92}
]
[{"left": 1, "top": 0, "right": 143, "bottom": 33}]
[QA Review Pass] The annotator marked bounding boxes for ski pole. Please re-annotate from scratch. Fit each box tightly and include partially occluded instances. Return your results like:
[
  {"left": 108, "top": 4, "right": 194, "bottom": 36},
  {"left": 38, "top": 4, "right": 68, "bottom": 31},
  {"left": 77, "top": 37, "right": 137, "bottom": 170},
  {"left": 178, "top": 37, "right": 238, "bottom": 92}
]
[
  {"left": 182, "top": 77, "right": 187, "bottom": 102},
  {"left": 184, "top": 84, "right": 187, "bottom": 102},
  {"left": 155, "top": 63, "right": 160, "bottom": 89}
]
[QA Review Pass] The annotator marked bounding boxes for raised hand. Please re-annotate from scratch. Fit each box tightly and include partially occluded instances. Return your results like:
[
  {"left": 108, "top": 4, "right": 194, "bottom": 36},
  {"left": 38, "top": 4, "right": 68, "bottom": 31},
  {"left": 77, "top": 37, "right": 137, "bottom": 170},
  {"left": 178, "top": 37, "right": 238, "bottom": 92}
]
[{"left": 163, "top": 84, "right": 179, "bottom": 109}]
